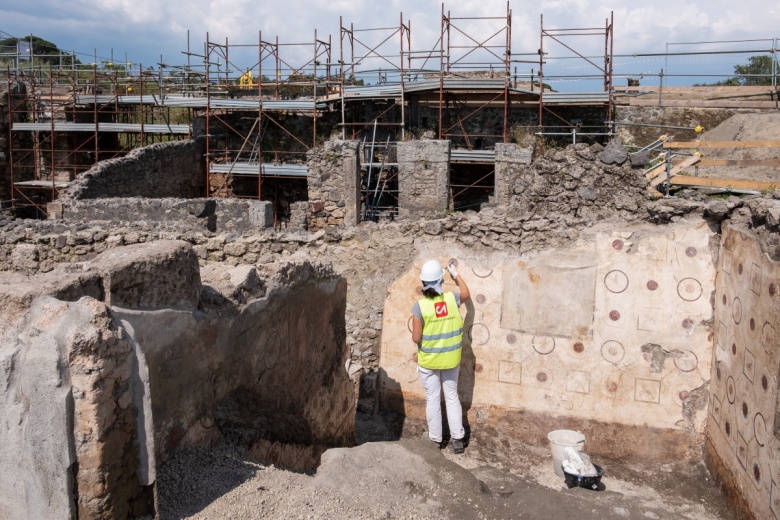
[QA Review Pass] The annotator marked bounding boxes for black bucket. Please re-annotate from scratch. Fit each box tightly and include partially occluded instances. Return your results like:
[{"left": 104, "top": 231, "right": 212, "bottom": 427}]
[{"left": 563, "top": 463, "right": 604, "bottom": 490}]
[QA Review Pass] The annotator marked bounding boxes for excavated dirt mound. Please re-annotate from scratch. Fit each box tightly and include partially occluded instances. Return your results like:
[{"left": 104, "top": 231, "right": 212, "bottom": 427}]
[
  {"left": 696, "top": 112, "right": 780, "bottom": 183},
  {"left": 153, "top": 413, "right": 733, "bottom": 519}
]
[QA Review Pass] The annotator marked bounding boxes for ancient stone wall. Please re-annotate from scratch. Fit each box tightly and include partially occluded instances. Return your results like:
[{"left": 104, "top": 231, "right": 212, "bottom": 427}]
[
  {"left": 397, "top": 140, "right": 450, "bottom": 219},
  {"left": 307, "top": 140, "right": 360, "bottom": 229},
  {"left": 62, "top": 139, "right": 206, "bottom": 201},
  {"left": 0, "top": 240, "right": 354, "bottom": 517},
  {"left": 494, "top": 143, "right": 533, "bottom": 206},
  {"left": 0, "top": 82, "right": 9, "bottom": 206},
  {"left": 65, "top": 197, "right": 274, "bottom": 233}
]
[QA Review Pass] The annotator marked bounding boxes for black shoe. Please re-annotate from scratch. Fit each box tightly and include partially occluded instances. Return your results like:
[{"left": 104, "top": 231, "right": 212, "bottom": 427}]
[
  {"left": 452, "top": 438, "right": 464, "bottom": 454},
  {"left": 431, "top": 439, "right": 444, "bottom": 449}
]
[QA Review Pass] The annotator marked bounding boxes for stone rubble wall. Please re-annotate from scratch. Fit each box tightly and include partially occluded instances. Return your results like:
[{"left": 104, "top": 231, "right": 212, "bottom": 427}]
[
  {"left": 494, "top": 143, "right": 533, "bottom": 206},
  {"left": 0, "top": 240, "right": 354, "bottom": 518},
  {"left": 65, "top": 197, "right": 274, "bottom": 233},
  {"left": 61, "top": 139, "right": 206, "bottom": 202},
  {"left": 0, "top": 141, "right": 738, "bottom": 379},
  {"left": 307, "top": 140, "right": 360, "bottom": 230},
  {"left": 397, "top": 140, "right": 450, "bottom": 219}
]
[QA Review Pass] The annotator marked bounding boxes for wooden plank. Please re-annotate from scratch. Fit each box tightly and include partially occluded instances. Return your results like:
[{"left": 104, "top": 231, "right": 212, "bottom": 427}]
[
  {"left": 625, "top": 99, "right": 778, "bottom": 108},
  {"left": 649, "top": 156, "right": 701, "bottom": 188},
  {"left": 669, "top": 176, "right": 779, "bottom": 191},
  {"left": 644, "top": 163, "right": 667, "bottom": 180},
  {"left": 664, "top": 141, "right": 780, "bottom": 149},
  {"left": 690, "top": 159, "right": 780, "bottom": 167}
]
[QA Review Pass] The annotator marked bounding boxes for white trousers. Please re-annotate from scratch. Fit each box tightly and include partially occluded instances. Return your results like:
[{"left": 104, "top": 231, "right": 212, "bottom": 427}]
[{"left": 418, "top": 365, "right": 465, "bottom": 443}]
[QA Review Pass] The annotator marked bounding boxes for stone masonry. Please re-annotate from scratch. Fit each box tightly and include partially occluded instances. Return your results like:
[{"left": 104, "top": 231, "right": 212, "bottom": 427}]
[
  {"left": 61, "top": 139, "right": 206, "bottom": 202},
  {"left": 307, "top": 140, "right": 360, "bottom": 229},
  {"left": 397, "top": 140, "right": 450, "bottom": 218}
]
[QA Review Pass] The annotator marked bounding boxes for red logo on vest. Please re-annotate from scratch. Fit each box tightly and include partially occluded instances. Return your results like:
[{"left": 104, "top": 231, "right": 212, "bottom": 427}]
[{"left": 434, "top": 301, "right": 449, "bottom": 318}]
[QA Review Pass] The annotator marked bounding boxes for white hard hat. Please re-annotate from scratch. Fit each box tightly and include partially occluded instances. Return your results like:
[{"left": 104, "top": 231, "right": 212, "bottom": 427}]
[{"left": 420, "top": 259, "right": 444, "bottom": 282}]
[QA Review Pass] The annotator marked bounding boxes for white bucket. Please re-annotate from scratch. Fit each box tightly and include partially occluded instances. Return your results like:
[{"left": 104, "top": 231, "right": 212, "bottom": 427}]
[{"left": 547, "top": 430, "right": 585, "bottom": 478}]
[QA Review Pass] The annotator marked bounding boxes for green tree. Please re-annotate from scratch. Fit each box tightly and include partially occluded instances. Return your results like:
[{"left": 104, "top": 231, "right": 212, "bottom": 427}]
[
  {"left": 0, "top": 35, "right": 80, "bottom": 67},
  {"left": 733, "top": 55, "right": 775, "bottom": 86}
]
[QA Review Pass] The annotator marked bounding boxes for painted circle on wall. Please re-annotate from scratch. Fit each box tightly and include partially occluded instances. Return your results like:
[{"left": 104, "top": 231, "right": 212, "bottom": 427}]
[
  {"left": 572, "top": 342, "right": 585, "bottom": 354},
  {"left": 677, "top": 278, "right": 703, "bottom": 302},
  {"left": 726, "top": 376, "right": 736, "bottom": 404},
  {"left": 532, "top": 336, "right": 555, "bottom": 355},
  {"left": 601, "top": 340, "right": 625, "bottom": 364},
  {"left": 470, "top": 267, "right": 493, "bottom": 279},
  {"left": 612, "top": 239, "right": 624, "bottom": 250},
  {"left": 674, "top": 351, "right": 698, "bottom": 372},
  {"left": 732, "top": 297, "right": 743, "bottom": 324},
  {"left": 755, "top": 413, "right": 768, "bottom": 447},
  {"left": 469, "top": 323, "right": 490, "bottom": 346},
  {"left": 604, "top": 270, "right": 629, "bottom": 293},
  {"left": 685, "top": 246, "right": 697, "bottom": 257},
  {"left": 762, "top": 322, "right": 776, "bottom": 356},
  {"left": 475, "top": 294, "right": 487, "bottom": 305},
  {"left": 647, "top": 280, "right": 659, "bottom": 291},
  {"left": 751, "top": 457, "right": 764, "bottom": 490}
]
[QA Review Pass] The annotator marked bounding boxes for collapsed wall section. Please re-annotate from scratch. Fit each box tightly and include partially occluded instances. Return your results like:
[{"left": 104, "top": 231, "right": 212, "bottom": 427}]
[{"left": 61, "top": 139, "right": 206, "bottom": 203}]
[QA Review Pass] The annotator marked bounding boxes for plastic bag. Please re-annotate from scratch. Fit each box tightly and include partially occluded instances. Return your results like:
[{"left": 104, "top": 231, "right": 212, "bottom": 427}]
[{"left": 562, "top": 446, "right": 598, "bottom": 476}]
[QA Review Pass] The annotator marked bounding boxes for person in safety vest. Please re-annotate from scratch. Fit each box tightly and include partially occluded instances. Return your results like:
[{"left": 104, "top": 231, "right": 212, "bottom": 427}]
[{"left": 411, "top": 258, "right": 471, "bottom": 454}]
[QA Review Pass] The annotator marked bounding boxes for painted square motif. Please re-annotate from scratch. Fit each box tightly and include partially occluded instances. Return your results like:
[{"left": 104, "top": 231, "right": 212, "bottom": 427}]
[
  {"left": 737, "top": 433, "right": 748, "bottom": 470},
  {"left": 743, "top": 349, "right": 755, "bottom": 383},
  {"left": 634, "top": 379, "right": 661, "bottom": 404},
  {"left": 771, "top": 480, "right": 780, "bottom": 519},
  {"left": 565, "top": 370, "right": 590, "bottom": 394},
  {"left": 498, "top": 361, "right": 522, "bottom": 385},
  {"left": 750, "top": 262, "right": 762, "bottom": 295},
  {"left": 637, "top": 307, "right": 663, "bottom": 332},
  {"left": 710, "top": 395, "right": 721, "bottom": 426}
]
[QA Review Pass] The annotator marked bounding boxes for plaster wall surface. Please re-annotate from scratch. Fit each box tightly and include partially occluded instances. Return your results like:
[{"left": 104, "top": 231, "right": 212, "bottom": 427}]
[
  {"left": 707, "top": 222, "right": 780, "bottom": 520},
  {"left": 381, "top": 218, "right": 716, "bottom": 459}
]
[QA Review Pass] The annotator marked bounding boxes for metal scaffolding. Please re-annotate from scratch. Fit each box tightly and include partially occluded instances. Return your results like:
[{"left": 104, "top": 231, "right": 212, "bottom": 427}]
[
  {"left": 5, "top": 63, "right": 192, "bottom": 216},
  {"left": 537, "top": 12, "right": 614, "bottom": 137}
]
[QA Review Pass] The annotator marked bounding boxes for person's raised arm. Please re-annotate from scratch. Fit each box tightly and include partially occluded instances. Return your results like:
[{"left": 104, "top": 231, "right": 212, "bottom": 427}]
[{"left": 447, "top": 262, "right": 470, "bottom": 302}]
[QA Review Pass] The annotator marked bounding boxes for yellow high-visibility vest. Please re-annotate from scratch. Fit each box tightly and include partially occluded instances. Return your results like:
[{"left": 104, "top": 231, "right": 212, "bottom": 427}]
[{"left": 417, "top": 292, "right": 463, "bottom": 370}]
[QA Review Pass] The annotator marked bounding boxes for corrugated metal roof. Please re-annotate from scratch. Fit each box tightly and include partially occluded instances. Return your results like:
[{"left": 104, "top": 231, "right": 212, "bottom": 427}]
[
  {"left": 209, "top": 162, "right": 308, "bottom": 177},
  {"left": 541, "top": 92, "right": 609, "bottom": 104},
  {"left": 75, "top": 94, "right": 327, "bottom": 110},
  {"left": 100, "top": 123, "right": 190, "bottom": 134},
  {"left": 13, "top": 122, "right": 190, "bottom": 134},
  {"left": 451, "top": 149, "right": 495, "bottom": 163}
]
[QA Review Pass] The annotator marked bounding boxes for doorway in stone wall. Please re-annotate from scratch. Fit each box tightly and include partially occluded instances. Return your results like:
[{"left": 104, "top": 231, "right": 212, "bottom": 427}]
[{"left": 448, "top": 163, "right": 495, "bottom": 212}]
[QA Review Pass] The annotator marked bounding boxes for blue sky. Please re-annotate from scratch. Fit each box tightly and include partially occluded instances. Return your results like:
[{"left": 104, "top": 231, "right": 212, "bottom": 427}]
[{"left": 2, "top": 0, "right": 779, "bottom": 89}]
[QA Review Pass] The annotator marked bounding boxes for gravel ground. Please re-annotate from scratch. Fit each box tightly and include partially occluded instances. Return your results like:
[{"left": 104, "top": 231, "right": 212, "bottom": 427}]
[{"left": 153, "top": 412, "right": 734, "bottom": 520}]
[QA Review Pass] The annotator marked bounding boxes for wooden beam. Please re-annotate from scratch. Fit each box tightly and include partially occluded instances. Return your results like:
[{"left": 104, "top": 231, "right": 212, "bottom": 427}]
[
  {"left": 669, "top": 176, "right": 779, "bottom": 191},
  {"left": 681, "top": 159, "right": 780, "bottom": 167},
  {"left": 624, "top": 99, "right": 779, "bottom": 109},
  {"left": 644, "top": 163, "right": 667, "bottom": 180},
  {"left": 664, "top": 141, "right": 780, "bottom": 149},
  {"left": 649, "top": 155, "right": 701, "bottom": 188}
]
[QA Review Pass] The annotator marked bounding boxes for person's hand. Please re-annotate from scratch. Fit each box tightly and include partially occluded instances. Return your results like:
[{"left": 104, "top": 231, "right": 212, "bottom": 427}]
[{"left": 447, "top": 262, "right": 458, "bottom": 280}]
